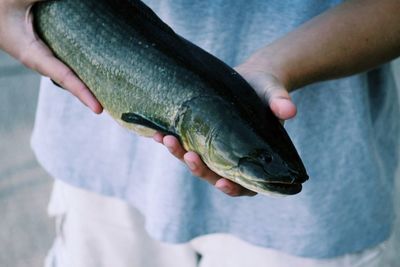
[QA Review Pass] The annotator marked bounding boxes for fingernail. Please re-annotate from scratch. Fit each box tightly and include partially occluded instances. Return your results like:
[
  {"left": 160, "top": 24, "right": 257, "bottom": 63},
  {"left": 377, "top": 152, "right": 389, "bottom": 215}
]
[
  {"left": 276, "top": 108, "right": 282, "bottom": 118},
  {"left": 165, "top": 144, "right": 174, "bottom": 152},
  {"left": 186, "top": 161, "right": 196, "bottom": 170},
  {"left": 153, "top": 134, "right": 163, "bottom": 143},
  {"left": 87, "top": 99, "right": 101, "bottom": 113},
  {"left": 217, "top": 185, "right": 231, "bottom": 194}
]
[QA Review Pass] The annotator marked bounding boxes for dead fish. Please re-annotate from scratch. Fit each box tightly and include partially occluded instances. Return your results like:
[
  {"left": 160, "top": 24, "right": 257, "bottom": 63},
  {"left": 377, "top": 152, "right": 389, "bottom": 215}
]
[{"left": 33, "top": 0, "right": 308, "bottom": 195}]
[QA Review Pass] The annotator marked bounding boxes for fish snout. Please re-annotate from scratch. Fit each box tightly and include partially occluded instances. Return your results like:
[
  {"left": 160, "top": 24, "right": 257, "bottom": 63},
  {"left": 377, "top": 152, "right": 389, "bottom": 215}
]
[{"left": 238, "top": 151, "right": 303, "bottom": 185}]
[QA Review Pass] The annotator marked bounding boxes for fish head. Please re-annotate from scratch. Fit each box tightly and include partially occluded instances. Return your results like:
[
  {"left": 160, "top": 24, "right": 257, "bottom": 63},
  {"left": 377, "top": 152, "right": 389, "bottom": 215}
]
[
  {"left": 205, "top": 123, "right": 307, "bottom": 196},
  {"left": 236, "top": 149, "right": 304, "bottom": 195},
  {"left": 179, "top": 97, "right": 308, "bottom": 196}
]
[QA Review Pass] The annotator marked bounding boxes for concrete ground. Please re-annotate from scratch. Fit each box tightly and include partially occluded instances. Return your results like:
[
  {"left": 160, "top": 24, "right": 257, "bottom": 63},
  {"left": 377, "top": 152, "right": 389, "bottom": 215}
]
[
  {"left": 0, "top": 50, "right": 400, "bottom": 267},
  {"left": 0, "top": 51, "right": 54, "bottom": 267}
]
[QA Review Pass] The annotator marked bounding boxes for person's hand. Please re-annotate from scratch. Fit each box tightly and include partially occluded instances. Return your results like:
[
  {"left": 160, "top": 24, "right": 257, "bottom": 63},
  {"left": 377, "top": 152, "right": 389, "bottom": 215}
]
[
  {"left": 0, "top": 0, "right": 102, "bottom": 113},
  {"left": 153, "top": 64, "right": 297, "bottom": 197}
]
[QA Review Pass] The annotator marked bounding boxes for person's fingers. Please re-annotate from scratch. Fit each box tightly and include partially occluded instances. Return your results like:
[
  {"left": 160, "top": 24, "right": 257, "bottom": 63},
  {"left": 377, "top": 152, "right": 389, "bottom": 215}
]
[
  {"left": 183, "top": 152, "right": 222, "bottom": 185},
  {"left": 21, "top": 37, "right": 103, "bottom": 113},
  {"left": 158, "top": 135, "right": 257, "bottom": 197},
  {"left": 162, "top": 135, "right": 186, "bottom": 160},
  {"left": 184, "top": 152, "right": 257, "bottom": 196},
  {"left": 153, "top": 132, "right": 165, "bottom": 143},
  {"left": 215, "top": 178, "right": 258, "bottom": 197}
]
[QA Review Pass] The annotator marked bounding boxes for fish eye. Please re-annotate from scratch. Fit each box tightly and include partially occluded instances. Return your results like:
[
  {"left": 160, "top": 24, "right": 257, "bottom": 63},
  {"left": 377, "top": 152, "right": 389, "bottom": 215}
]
[{"left": 259, "top": 153, "right": 273, "bottom": 163}]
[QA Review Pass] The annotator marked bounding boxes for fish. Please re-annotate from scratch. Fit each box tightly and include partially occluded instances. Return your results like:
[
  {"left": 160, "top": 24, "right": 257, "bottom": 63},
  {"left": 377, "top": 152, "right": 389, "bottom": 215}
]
[{"left": 33, "top": 0, "right": 308, "bottom": 195}]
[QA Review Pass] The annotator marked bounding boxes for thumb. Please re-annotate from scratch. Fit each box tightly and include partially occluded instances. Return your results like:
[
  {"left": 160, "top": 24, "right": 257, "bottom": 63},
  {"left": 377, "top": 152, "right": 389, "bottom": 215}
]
[
  {"left": 238, "top": 70, "right": 297, "bottom": 120},
  {"left": 267, "top": 86, "right": 297, "bottom": 121}
]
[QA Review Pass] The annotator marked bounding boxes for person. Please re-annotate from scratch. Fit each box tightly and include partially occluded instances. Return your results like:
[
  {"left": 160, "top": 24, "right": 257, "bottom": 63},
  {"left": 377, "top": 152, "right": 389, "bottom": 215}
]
[{"left": 1, "top": 0, "right": 400, "bottom": 266}]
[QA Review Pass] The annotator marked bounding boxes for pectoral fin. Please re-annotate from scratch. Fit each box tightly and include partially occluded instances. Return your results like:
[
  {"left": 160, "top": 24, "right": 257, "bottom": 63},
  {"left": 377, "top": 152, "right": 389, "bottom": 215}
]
[{"left": 121, "top": 113, "right": 176, "bottom": 137}]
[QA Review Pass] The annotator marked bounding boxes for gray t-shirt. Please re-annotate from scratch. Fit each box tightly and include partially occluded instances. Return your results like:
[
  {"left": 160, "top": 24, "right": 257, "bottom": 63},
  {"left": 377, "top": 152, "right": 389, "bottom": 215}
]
[{"left": 31, "top": 0, "right": 400, "bottom": 258}]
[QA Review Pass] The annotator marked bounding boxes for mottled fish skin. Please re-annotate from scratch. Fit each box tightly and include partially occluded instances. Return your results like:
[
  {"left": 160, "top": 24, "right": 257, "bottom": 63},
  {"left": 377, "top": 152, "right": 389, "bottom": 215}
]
[{"left": 33, "top": 0, "right": 309, "bottom": 195}]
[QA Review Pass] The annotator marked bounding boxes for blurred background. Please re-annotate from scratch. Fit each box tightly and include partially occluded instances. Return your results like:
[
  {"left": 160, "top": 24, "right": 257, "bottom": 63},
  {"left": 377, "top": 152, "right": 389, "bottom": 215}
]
[
  {"left": 0, "top": 50, "right": 400, "bottom": 267},
  {"left": 0, "top": 51, "right": 53, "bottom": 267}
]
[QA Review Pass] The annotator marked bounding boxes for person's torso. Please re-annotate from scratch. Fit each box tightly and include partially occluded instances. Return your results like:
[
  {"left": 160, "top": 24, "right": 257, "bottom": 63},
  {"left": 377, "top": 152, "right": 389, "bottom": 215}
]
[{"left": 31, "top": 0, "right": 400, "bottom": 258}]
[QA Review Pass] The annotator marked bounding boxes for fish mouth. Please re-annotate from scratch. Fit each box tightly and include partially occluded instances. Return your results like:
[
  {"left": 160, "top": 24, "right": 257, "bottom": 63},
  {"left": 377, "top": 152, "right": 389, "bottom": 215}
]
[
  {"left": 237, "top": 158, "right": 307, "bottom": 195},
  {"left": 239, "top": 177, "right": 303, "bottom": 196},
  {"left": 259, "top": 181, "right": 302, "bottom": 195}
]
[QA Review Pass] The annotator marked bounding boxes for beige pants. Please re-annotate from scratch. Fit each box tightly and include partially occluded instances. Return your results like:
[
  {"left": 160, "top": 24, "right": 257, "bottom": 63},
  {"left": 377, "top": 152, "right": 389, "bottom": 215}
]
[{"left": 45, "top": 181, "right": 399, "bottom": 267}]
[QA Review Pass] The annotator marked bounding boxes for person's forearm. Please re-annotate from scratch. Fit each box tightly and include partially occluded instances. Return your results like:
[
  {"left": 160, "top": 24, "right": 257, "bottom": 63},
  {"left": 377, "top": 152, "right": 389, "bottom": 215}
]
[{"left": 243, "top": 0, "right": 400, "bottom": 91}]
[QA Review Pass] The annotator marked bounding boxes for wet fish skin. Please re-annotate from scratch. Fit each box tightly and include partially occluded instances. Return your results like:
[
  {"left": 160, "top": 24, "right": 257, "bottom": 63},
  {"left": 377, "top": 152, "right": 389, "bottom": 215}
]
[{"left": 33, "top": 0, "right": 308, "bottom": 195}]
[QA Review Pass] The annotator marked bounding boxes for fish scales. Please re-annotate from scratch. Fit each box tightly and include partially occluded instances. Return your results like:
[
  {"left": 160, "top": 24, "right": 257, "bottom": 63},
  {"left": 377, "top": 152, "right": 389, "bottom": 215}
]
[{"left": 33, "top": 0, "right": 309, "bottom": 195}]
